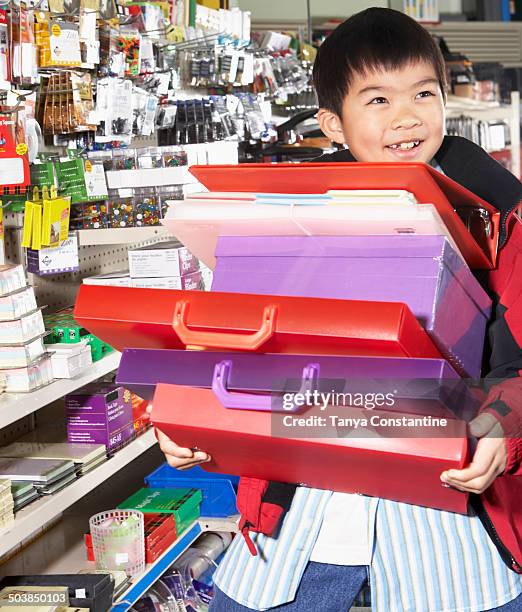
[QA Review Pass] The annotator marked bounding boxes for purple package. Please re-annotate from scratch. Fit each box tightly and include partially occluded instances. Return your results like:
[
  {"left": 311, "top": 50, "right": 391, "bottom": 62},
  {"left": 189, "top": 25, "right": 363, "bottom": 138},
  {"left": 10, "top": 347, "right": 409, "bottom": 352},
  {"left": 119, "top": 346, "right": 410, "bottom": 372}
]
[
  {"left": 65, "top": 383, "right": 134, "bottom": 452},
  {"left": 212, "top": 235, "right": 492, "bottom": 378}
]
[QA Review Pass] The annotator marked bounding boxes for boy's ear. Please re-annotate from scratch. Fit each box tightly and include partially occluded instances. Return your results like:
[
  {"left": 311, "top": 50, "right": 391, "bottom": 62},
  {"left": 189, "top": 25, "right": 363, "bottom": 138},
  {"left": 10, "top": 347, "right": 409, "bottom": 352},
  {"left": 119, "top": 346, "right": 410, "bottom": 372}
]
[{"left": 317, "top": 109, "right": 346, "bottom": 145}]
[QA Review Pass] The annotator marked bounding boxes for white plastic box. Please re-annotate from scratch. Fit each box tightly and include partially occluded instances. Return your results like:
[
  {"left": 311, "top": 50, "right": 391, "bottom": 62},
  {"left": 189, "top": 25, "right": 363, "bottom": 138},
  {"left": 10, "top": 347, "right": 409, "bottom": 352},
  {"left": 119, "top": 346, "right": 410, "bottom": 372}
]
[{"left": 48, "top": 342, "right": 93, "bottom": 378}]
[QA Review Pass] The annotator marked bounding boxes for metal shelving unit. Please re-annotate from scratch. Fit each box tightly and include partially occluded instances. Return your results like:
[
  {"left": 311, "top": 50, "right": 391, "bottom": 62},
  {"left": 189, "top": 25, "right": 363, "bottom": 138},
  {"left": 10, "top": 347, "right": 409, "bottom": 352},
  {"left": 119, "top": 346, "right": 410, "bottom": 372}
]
[
  {"left": 445, "top": 91, "right": 521, "bottom": 178},
  {"left": 0, "top": 446, "right": 238, "bottom": 611},
  {"left": 0, "top": 429, "right": 157, "bottom": 559}
]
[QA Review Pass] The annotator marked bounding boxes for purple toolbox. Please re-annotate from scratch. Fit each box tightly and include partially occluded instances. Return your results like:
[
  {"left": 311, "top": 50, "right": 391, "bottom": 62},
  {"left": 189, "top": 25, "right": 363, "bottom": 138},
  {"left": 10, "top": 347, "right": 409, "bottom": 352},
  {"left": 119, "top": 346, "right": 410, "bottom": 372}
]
[
  {"left": 211, "top": 235, "right": 491, "bottom": 378},
  {"left": 117, "top": 349, "right": 480, "bottom": 420}
]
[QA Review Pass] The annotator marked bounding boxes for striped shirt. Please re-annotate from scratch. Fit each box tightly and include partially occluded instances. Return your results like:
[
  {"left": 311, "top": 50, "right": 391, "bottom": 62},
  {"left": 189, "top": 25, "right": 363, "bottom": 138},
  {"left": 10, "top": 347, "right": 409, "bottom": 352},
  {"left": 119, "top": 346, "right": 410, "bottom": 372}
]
[{"left": 213, "top": 489, "right": 522, "bottom": 611}]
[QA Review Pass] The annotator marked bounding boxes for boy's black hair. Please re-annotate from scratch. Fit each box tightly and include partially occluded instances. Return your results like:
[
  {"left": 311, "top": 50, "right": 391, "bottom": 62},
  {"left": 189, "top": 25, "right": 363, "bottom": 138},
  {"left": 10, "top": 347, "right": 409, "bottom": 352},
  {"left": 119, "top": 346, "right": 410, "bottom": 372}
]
[{"left": 313, "top": 8, "right": 447, "bottom": 117}]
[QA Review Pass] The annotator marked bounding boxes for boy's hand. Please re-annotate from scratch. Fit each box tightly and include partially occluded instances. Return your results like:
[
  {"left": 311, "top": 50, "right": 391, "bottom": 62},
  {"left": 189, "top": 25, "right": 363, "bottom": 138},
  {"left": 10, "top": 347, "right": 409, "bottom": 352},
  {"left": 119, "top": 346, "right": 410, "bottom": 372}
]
[
  {"left": 146, "top": 403, "right": 211, "bottom": 470},
  {"left": 440, "top": 413, "right": 507, "bottom": 494},
  {"left": 155, "top": 428, "right": 211, "bottom": 470}
]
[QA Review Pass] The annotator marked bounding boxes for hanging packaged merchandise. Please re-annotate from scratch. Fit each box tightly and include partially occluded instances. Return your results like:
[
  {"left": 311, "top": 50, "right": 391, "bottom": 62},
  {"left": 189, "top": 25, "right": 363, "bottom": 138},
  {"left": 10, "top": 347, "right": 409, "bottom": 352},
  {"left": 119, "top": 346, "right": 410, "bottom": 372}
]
[
  {"left": 41, "top": 72, "right": 81, "bottom": 135},
  {"left": 56, "top": 156, "right": 108, "bottom": 203},
  {"left": 98, "top": 26, "right": 125, "bottom": 77},
  {"left": 131, "top": 88, "right": 147, "bottom": 136},
  {"left": 50, "top": 21, "right": 82, "bottom": 67},
  {"left": 104, "top": 78, "right": 134, "bottom": 142},
  {"left": 119, "top": 29, "right": 141, "bottom": 77},
  {"left": 36, "top": 16, "right": 82, "bottom": 68},
  {"left": 32, "top": 199, "right": 43, "bottom": 250},
  {"left": 0, "top": 11, "right": 10, "bottom": 89},
  {"left": 41, "top": 191, "right": 71, "bottom": 248},
  {"left": 0, "top": 107, "right": 30, "bottom": 193},
  {"left": 41, "top": 75, "right": 56, "bottom": 135},
  {"left": 70, "top": 73, "right": 97, "bottom": 132},
  {"left": 21, "top": 188, "right": 37, "bottom": 249},
  {"left": 10, "top": 8, "right": 38, "bottom": 85},
  {"left": 237, "top": 93, "right": 268, "bottom": 141},
  {"left": 139, "top": 37, "right": 155, "bottom": 75},
  {"left": 252, "top": 56, "right": 277, "bottom": 96},
  {"left": 79, "top": 2, "right": 100, "bottom": 68},
  {"left": 30, "top": 160, "right": 56, "bottom": 189},
  {"left": 22, "top": 186, "right": 71, "bottom": 250}
]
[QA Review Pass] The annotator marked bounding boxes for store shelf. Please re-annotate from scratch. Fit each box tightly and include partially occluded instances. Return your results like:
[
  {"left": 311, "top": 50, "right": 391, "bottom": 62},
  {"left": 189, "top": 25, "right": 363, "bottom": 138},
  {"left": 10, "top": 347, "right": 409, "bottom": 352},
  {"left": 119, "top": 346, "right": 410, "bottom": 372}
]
[
  {"left": 77, "top": 227, "right": 170, "bottom": 246},
  {"left": 0, "top": 351, "right": 121, "bottom": 430},
  {"left": 0, "top": 428, "right": 156, "bottom": 559},
  {"left": 445, "top": 96, "right": 514, "bottom": 120},
  {"left": 105, "top": 167, "right": 198, "bottom": 189},
  {"left": 445, "top": 91, "right": 520, "bottom": 179}
]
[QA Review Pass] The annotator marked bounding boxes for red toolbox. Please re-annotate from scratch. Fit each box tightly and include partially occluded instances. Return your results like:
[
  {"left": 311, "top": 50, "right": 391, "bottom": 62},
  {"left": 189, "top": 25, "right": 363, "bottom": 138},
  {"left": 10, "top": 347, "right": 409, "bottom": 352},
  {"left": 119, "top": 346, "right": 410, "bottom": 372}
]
[
  {"left": 189, "top": 162, "right": 499, "bottom": 269},
  {"left": 74, "top": 286, "right": 442, "bottom": 358},
  {"left": 151, "top": 382, "right": 470, "bottom": 514}
]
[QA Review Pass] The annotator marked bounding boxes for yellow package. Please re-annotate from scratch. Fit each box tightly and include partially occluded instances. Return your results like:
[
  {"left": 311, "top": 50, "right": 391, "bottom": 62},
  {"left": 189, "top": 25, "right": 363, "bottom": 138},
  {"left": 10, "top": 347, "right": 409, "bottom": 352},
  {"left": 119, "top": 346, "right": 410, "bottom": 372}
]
[
  {"left": 46, "top": 196, "right": 71, "bottom": 247},
  {"left": 42, "top": 197, "right": 52, "bottom": 247},
  {"left": 22, "top": 200, "right": 34, "bottom": 248},
  {"left": 32, "top": 203, "right": 43, "bottom": 250}
]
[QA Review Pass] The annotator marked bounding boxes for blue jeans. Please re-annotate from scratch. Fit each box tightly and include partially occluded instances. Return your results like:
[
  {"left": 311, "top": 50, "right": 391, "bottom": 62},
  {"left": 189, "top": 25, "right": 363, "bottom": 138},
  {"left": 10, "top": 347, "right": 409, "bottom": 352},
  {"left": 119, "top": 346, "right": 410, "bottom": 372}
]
[{"left": 209, "top": 561, "right": 522, "bottom": 611}]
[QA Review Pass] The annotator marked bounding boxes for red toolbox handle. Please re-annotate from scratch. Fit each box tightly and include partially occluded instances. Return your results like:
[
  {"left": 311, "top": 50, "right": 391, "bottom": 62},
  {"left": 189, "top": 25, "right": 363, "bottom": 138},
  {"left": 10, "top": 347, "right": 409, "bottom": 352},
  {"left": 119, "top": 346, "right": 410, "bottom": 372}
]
[{"left": 173, "top": 301, "right": 278, "bottom": 350}]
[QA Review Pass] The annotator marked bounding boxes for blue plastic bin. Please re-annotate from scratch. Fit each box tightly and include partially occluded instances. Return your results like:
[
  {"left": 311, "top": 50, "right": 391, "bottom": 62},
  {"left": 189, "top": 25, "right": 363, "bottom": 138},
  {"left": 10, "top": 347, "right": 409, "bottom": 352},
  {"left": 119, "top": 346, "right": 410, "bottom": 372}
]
[{"left": 145, "top": 464, "right": 238, "bottom": 518}]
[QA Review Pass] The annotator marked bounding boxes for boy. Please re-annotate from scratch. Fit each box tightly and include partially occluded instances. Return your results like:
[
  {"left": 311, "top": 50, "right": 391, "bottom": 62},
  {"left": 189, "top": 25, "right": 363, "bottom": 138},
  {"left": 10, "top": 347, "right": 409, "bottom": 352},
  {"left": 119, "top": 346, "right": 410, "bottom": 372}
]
[{"left": 156, "top": 8, "right": 522, "bottom": 611}]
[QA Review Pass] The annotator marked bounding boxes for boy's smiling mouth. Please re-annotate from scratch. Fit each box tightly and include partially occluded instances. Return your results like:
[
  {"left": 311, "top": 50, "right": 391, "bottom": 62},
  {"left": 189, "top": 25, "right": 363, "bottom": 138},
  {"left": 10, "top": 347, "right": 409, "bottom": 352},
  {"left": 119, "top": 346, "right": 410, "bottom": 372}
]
[
  {"left": 385, "top": 138, "right": 426, "bottom": 159},
  {"left": 387, "top": 139, "right": 421, "bottom": 150}
]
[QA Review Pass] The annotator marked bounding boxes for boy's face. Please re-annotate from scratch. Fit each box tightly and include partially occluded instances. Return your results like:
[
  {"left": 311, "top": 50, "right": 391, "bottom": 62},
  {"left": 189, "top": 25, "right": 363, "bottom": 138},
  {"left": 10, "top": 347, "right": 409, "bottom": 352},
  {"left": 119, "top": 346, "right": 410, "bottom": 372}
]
[{"left": 318, "top": 60, "right": 445, "bottom": 163}]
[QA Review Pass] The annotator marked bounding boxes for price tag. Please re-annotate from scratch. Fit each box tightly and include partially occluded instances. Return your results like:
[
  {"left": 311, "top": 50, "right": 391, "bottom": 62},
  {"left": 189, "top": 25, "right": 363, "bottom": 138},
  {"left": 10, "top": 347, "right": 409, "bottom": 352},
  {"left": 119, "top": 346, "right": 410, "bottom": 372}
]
[{"left": 115, "top": 552, "right": 129, "bottom": 564}]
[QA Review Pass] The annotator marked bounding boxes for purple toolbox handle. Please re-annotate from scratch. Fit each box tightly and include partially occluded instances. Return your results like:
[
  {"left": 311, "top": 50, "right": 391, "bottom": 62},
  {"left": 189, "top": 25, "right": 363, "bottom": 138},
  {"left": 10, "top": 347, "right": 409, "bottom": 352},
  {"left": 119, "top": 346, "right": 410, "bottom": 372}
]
[{"left": 212, "top": 360, "right": 319, "bottom": 412}]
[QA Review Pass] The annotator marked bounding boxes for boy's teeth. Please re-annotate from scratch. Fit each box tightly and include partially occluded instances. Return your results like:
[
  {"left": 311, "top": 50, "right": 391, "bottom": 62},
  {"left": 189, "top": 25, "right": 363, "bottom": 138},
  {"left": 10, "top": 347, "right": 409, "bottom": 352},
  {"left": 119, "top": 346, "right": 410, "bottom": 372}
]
[{"left": 390, "top": 140, "right": 420, "bottom": 150}]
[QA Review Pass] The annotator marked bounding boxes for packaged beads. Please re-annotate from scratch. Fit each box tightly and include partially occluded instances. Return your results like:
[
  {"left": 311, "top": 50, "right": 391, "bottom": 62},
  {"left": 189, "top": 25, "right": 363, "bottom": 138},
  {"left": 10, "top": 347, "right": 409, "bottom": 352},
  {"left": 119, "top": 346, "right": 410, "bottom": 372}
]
[
  {"left": 112, "top": 149, "right": 137, "bottom": 171},
  {"left": 162, "top": 146, "right": 188, "bottom": 167},
  {"left": 83, "top": 202, "right": 109, "bottom": 229},
  {"left": 108, "top": 191, "right": 134, "bottom": 228},
  {"left": 134, "top": 188, "right": 160, "bottom": 226}
]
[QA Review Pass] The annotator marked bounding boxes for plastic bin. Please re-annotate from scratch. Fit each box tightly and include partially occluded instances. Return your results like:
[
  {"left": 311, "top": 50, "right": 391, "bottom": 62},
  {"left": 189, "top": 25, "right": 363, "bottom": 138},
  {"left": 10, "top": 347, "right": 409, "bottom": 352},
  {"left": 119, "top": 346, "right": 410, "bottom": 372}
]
[{"left": 145, "top": 463, "right": 238, "bottom": 518}]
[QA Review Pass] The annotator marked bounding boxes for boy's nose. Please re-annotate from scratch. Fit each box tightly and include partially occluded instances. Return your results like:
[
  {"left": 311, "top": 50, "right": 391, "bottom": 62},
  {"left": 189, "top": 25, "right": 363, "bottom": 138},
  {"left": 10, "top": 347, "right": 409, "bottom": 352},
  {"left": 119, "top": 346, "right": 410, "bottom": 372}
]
[{"left": 390, "top": 112, "right": 422, "bottom": 130}]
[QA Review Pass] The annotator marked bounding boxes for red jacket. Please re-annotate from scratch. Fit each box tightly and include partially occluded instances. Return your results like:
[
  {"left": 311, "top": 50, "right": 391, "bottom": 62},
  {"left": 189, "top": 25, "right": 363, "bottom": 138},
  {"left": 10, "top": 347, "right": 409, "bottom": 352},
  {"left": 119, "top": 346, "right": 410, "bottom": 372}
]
[
  {"left": 238, "top": 136, "right": 522, "bottom": 572},
  {"left": 476, "top": 213, "right": 522, "bottom": 573},
  {"left": 434, "top": 136, "right": 522, "bottom": 572}
]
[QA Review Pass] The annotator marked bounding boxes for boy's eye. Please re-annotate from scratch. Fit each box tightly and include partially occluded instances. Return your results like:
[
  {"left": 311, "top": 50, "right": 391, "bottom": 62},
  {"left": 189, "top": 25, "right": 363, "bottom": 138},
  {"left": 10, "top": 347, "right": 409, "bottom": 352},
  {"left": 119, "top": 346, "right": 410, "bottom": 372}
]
[
  {"left": 369, "top": 97, "right": 388, "bottom": 105},
  {"left": 416, "top": 90, "right": 435, "bottom": 98}
]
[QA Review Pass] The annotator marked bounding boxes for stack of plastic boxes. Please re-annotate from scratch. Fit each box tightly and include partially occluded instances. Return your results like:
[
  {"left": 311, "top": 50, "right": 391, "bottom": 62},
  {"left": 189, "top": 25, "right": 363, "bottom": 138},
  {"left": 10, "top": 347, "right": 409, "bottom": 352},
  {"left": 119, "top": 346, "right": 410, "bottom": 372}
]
[
  {"left": 74, "top": 169, "right": 496, "bottom": 512},
  {"left": 0, "top": 265, "right": 52, "bottom": 393}
]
